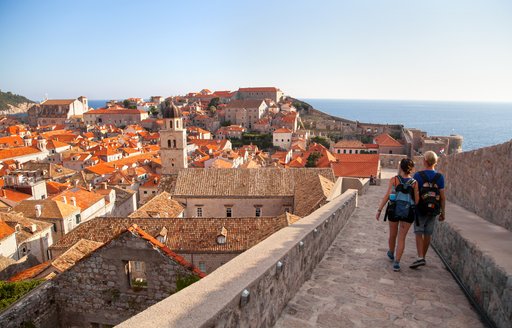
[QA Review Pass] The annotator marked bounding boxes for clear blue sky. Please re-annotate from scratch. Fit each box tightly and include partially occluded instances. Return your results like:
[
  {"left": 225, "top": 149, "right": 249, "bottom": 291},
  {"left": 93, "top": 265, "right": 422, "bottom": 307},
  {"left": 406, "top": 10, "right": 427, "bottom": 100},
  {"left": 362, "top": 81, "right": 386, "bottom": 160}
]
[{"left": 1, "top": 0, "right": 511, "bottom": 102}]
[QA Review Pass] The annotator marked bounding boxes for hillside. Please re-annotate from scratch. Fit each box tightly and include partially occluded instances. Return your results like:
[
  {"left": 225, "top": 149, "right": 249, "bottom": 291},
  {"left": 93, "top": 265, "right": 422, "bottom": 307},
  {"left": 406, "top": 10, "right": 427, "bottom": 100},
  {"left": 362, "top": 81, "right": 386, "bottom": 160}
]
[
  {"left": 289, "top": 97, "right": 355, "bottom": 123},
  {"left": 0, "top": 90, "right": 35, "bottom": 114}
]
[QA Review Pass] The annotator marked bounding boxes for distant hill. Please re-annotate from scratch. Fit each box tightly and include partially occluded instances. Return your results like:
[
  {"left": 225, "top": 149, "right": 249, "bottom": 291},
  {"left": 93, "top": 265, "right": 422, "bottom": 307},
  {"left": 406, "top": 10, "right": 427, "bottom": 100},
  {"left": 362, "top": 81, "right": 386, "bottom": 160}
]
[{"left": 0, "top": 90, "right": 35, "bottom": 114}]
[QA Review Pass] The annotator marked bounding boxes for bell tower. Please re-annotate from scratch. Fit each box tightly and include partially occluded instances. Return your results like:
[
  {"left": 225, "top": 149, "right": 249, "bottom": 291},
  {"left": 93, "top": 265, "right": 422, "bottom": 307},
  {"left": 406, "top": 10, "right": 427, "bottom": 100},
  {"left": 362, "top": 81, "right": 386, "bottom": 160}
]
[{"left": 160, "top": 102, "right": 187, "bottom": 174}]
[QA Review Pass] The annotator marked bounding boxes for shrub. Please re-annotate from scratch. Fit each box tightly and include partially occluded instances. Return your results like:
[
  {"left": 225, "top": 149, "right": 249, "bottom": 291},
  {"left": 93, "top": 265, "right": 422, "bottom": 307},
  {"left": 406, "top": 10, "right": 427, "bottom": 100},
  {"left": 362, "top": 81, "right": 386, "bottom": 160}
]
[{"left": 0, "top": 280, "right": 43, "bottom": 311}]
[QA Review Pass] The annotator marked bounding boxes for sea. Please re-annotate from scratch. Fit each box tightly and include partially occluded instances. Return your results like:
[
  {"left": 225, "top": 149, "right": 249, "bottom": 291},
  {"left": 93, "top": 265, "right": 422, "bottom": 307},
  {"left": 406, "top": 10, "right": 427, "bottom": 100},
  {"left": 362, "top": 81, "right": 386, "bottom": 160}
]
[
  {"left": 302, "top": 99, "right": 512, "bottom": 151},
  {"left": 88, "top": 99, "right": 512, "bottom": 152}
]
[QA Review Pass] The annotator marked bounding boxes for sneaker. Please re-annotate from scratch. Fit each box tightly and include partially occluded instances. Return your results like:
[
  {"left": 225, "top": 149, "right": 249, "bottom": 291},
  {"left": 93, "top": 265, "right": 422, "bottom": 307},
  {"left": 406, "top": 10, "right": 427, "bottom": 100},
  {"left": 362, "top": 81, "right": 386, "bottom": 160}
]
[
  {"left": 387, "top": 250, "right": 395, "bottom": 261},
  {"left": 393, "top": 261, "right": 401, "bottom": 272},
  {"left": 409, "top": 258, "right": 426, "bottom": 269}
]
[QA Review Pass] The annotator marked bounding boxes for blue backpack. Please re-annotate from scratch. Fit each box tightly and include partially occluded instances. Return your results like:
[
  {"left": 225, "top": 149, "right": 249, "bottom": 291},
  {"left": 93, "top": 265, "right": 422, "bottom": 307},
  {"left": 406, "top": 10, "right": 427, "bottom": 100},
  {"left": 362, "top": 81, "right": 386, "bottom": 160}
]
[{"left": 393, "top": 176, "right": 416, "bottom": 219}]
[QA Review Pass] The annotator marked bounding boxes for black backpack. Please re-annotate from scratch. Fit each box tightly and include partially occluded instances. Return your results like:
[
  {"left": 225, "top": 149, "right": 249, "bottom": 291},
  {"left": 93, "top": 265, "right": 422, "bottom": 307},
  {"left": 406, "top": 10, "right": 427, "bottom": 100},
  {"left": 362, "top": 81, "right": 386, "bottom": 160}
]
[{"left": 418, "top": 171, "right": 442, "bottom": 216}]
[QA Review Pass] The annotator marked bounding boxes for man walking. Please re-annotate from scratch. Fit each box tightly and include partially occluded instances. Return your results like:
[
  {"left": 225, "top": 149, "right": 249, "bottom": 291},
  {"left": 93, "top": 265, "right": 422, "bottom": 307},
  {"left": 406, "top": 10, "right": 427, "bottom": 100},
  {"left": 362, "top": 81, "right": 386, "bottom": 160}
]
[{"left": 410, "top": 151, "right": 446, "bottom": 268}]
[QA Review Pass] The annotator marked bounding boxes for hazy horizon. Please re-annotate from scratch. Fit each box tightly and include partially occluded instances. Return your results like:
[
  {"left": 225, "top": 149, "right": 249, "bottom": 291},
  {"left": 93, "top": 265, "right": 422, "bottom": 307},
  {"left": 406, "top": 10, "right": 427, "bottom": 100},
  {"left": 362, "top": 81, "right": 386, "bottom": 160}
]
[{"left": 1, "top": 0, "right": 511, "bottom": 102}]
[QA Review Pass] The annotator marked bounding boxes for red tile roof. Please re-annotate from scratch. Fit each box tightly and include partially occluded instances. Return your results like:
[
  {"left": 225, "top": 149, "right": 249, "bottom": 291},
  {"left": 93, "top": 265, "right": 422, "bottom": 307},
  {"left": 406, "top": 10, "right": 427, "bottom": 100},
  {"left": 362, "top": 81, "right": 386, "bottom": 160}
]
[
  {"left": 374, "top": 133, "right": 402, "bottom": 147},
  {"left": 0, "top": 146, "right": 41, "bottom": 160},
  {"left": 0, "top": 219, "right": 15, "bottom": 240},
  {"left": 331, "top": 154, "right": 380, "bottom": 178},
  {"left": 238, "top": 87, "right": 280, "bottom": 92},
  {"left": 128, "top": 225, "right": 206, "bottom": 278},
  {"left": 8, "top": 261, "right": 51, "bottom": 282},
  {"left": 274, "top": 128, "right": 292, "bottom": 133}
]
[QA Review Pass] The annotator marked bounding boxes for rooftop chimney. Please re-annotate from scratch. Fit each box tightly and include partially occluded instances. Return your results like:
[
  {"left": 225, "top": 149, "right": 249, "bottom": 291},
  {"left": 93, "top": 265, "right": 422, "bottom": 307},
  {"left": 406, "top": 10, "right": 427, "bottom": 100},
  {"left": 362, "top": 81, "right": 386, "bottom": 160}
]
[
  {"left": 30, "top": 224, "right": 37, "bottom": 233},
  {"left": 62, "top": 196, "right": 67, "bottom": 204},
  {"left": 74, "top": 179, "right": 79, "bottom": 187},
  {"left": 35, "top": 204, "right": 42, "bottom": 218},
  {"left": 70, "top": 196, "right": 77, "bottom": 207}
]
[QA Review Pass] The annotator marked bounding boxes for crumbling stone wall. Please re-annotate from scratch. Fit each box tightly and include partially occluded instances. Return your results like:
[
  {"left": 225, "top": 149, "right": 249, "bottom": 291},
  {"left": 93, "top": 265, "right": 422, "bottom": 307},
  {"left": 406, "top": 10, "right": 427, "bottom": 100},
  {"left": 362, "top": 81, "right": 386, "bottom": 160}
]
[
  {"left": 0, "top": 281, "right": 58, "bottom": 328},
  {"left": 54, "top": 232, "right": 196, "bottom": 327},
  {"left": 437, "top": 140, "right": 512, "bottom": 231}
]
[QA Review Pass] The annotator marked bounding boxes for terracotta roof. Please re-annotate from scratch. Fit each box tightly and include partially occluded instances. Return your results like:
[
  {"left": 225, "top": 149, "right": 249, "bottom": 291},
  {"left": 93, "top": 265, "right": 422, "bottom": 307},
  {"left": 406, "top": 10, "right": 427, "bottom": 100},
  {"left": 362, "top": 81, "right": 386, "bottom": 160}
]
[
  {"left": 225, "top": 99, "right": 265, "bottom": 109},
  {"left": 13, "top": 199, "right": 80, "bottom": 219},
  {"left": 41, "top": 99, "right": 75, "bottom": 106},
  {"left": 50, "top": 216, "right": 297, "bottom": 254},
  {"left": 51, "top": 239, "right": 104, "bottom": 272},
  {"left": 51, "top": 188, "right": 105, "bottom": 211},
  {"left": 331, "top": 153, "right": 380, "bottom": 178},
  {"left": 374, "top": 133, "right": 402, "bottom": 147},
  {"left": 293, "top": 174, "right": 334, "bottom": 217},
  {"left": 0, "top": 218, "right": 15, "bottom": 240},
  {"left": 238, "top": 87, "right": 280, "bottom": 92},
  {"left": 0, "top": 146, "right": 41, "bottom": 160},
  {"left": 128, "top": 225, "right": 206, "bottom": 278},
  {"left": 0, "top": 188, "right": 32, "bottom": 202},
  {"left": 171, "top": 168, "right": 335, "bottom": 198},
  {"left": 129, "top": 192, "right": 183, "bottom": 218},
  {"left": 333, "top": 140, "right": 365, "bottom": 148},
  {"left": 274, "top": 128, "right": 292, "bottom": 133},
  {"left": 46, "top": 181, "right": 70, "bottom": 195},
  {"left": 46, "top": 139, "right": 70, "bottom": 149},
  {"left": 1, "top": 212, "right": 53, "bottom": 244},
  {"left": 84, "top": 108, "right": 146, "bottom": 115},
  {"left": 8, "top": 261, "right": 51, "bottom": 282},
  {"left": 0, "top": 135, "right": 24, "bottom": 147}
]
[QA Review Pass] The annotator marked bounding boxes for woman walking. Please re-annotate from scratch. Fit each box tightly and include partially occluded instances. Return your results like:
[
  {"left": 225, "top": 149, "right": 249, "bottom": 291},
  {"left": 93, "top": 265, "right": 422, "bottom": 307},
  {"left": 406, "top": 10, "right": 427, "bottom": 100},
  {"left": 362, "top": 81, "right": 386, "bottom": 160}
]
[{"left": 376, "top": 159, "right": 419, "bottom": 271}]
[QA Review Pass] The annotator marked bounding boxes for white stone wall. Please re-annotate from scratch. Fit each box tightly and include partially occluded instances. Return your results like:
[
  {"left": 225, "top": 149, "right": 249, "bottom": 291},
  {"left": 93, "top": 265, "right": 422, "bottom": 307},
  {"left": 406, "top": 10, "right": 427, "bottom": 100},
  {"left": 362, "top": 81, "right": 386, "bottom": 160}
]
[{"left": 0, "top": 234, "right": 18, "bottom": 260}]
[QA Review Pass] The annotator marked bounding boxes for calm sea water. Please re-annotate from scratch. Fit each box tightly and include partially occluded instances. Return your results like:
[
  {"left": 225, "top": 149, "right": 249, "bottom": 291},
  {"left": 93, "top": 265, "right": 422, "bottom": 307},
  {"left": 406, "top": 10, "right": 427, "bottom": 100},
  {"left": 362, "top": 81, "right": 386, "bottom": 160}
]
[
  {"left": 302, "top": 99, "right": 512, "bottom": 151},
  {"left": 88, "top": 99, "right": 512, "bottom": 151}
]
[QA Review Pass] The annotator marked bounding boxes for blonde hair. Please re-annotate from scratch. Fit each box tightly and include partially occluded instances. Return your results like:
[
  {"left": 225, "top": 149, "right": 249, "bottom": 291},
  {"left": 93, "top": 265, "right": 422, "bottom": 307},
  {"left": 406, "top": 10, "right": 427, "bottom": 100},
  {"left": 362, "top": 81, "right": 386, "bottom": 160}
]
[{"left": 424, "top": 151, "right": 438, "bottom": 167}]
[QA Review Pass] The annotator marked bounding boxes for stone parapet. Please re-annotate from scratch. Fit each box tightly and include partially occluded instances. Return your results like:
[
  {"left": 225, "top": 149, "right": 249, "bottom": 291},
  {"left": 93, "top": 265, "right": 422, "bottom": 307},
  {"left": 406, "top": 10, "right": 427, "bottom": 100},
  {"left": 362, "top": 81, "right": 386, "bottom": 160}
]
[
  {"left": 437, "top": 140, "right": 512, "bottom": 231},
  {"left": 0, "top": 281, "right": 58, "bottom": 328},
  {"left": 117, "top": 189, "right": 358, "bottom": 328},
  {"left": 432, "top": 200, "right": 512, "bottom": 328}
]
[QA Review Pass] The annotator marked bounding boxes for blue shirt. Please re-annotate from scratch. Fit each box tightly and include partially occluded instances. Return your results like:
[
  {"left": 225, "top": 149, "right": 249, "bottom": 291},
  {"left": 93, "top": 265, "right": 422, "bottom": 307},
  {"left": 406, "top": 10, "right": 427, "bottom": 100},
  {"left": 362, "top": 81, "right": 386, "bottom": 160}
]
[{"left": 413, "top": 170, "right": 445, "bottom": 189}]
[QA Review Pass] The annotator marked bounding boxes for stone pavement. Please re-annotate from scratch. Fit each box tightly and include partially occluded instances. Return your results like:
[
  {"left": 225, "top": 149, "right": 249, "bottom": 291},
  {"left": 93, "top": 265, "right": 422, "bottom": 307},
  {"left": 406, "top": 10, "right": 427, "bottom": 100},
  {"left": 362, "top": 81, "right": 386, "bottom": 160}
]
[{"left": 274, "top": 174, "right": 484, "bottom": 328}]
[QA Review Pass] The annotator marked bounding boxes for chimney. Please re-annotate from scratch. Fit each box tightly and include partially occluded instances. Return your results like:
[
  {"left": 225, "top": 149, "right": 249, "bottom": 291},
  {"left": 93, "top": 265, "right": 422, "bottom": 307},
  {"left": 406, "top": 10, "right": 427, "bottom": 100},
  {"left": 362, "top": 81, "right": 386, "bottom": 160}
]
[
  {"left": 87, "top": 183, "right": 92, "bottom": 191},
  {"left": 30, "top": 224, "right": 37, "bottom": 233},
  {"left": 35, "top": 204, "right": 42, "bottom": 218},
  {"left": 74, "top": 179, "right": 79, "bottom": 187},
  {"left": 70, "top": 197, "right": 77, "bottom": 207},
  {"left": 153, "top": 178, "right": 158, "bottom": 184},
  {"left": 102, "top": 182, "right": 108, "bottom": 190},
  {"left": 62, "top": 196, "right": 67, "bottom": 204}
]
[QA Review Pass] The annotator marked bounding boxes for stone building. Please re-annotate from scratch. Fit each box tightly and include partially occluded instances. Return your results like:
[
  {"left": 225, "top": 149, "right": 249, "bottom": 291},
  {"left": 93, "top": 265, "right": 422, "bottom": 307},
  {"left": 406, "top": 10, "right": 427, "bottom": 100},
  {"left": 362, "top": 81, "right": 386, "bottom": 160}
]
[
  {"left": 223, "top": 99, "right": 268, "bottom": 129},
  {"left": 236, "top": 87, "right": 284, "bottom": 103},
  {"left": 165, "top": 168, "right": 337, "bottom": 218},
  {"left": 27, "top": 97, "right": 88, "bottom": 127},
  {"left": 160, "top": 103, "right": 187, "bottom": 175},
  {"left": 52, "top": 225, "right": 205, "bottom": 327},
  {"left": 83, "top": 105, "right": 149, "bottom": 126}
]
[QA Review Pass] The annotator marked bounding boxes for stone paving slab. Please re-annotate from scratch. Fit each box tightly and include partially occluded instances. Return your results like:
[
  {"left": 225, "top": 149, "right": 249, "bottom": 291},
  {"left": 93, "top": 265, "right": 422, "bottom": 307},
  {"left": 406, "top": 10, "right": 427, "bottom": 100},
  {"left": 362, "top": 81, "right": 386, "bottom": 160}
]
[{"left": 274, "top": 177, "right": 484, "bottom": 328}]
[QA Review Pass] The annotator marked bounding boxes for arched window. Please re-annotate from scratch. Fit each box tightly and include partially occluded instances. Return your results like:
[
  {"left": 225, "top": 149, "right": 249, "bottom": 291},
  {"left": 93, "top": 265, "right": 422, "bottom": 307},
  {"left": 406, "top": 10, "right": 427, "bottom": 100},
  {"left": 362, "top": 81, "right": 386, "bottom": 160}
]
[
  {"left": 173, "top": 140, "right": 177, "bottom": 148},
  {"left": 167, "top": 139, "right": 171, "bottom": 148},
  {"left": 176, "top": 120, "right": 179, "bottom": 129},
  {"left": 169, "top": 120, "right": 173, "bottom": 129}
]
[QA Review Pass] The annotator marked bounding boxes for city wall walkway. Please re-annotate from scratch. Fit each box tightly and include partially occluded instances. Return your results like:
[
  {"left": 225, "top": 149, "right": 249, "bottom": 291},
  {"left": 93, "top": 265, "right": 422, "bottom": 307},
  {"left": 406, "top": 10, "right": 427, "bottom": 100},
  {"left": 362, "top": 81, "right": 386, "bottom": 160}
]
[{"left": 274, "top": 174, "right": 484, "bottom": 328}]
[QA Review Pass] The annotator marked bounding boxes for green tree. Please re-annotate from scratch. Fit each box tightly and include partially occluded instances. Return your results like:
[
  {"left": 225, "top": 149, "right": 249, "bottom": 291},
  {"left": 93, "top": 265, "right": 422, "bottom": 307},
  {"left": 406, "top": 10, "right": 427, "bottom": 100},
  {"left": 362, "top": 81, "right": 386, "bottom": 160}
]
[
  {"left": 148, "top": 106, "right": 159, "bottom": 117},
  {"left": 311, "top": 136, "right": 330, "bottom": 149},
  {"left": 0, "top": 280, "right": 43, "bottom": 310},
  {"left": 207, "top": 97, "right": 220, "bottom": 109},
  {"left": 306, "top": 152, "right": 321, "bottom": 167},
  {"left": 221, "top": 120, "right": 232, "bottom": 127},
  {"left": 123, "top": 99, "right": 130, "bottom": 108}
]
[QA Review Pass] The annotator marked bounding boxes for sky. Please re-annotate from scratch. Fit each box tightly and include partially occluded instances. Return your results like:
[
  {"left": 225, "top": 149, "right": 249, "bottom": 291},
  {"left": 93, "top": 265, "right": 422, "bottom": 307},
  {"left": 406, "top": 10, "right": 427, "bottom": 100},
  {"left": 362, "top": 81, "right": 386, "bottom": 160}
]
[{"left": 1, "top": 0, "right": 511, "bottom": 102}]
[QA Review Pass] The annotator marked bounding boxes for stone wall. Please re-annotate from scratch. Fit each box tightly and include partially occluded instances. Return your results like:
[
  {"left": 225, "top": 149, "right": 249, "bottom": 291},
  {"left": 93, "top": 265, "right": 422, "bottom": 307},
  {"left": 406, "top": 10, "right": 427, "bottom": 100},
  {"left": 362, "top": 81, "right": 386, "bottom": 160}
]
[
  {"left": 54, "top": 231, "right": 196, "bottom": 327},
  {"left": 379, "top": 154, "right": 406, "bottom": 170},
  {"left": 432, "top": 201, "right": 512, "bottom": 328},
  {"left": 118, "top": 189, "right": 358, "bottom": 328},
  {"left": 0, "top": 281, "right": 58, "bottom": 328},
  {"left": 437, "top": 140, "right": 512, "bottom": 231},
  {"left": 179, "top": 253, "right": 238, "bottom": 274}
]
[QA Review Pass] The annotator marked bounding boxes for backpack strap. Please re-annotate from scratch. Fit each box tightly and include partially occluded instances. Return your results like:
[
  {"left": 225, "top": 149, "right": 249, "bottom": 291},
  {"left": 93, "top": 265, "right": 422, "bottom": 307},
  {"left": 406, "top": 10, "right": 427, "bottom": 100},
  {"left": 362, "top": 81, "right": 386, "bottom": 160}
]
[
  {"left": 419, "top": 171, "right": 430, "bottom": 185},
  {"left": 431, "top": 173, "right": 441, "bottom": 187}
]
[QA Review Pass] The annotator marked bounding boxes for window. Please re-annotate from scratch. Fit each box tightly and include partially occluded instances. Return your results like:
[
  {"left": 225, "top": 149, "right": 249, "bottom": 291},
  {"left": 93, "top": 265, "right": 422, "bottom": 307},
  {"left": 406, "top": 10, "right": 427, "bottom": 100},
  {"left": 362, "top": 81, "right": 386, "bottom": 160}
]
[
  {"left": 284, "top": 207, "right": 291, "bottom": 213},
  {"left": 144, "top": 191, "right": 147, "bottom": 194},
  {"left": 199, "top": 262, "right": 206, "bottom": 273},
  {"left": 127, "top": 261, "right": 147, "bottom": 290},
  {"left": 53, "top": 223, "right": 57, "bottom": 232},
  {"left": 226, "top": 207, "right": 232, "bottom": 218},
  {"left": 343, "top": 149, "right": 347, "bottom": 154},
  {"left": 75, "top": 214, "right": 81, "bottom": 224},
  {"left": 196, "top": 207, "right": 203, "bottom": 217},
  {"left": 349, "top": 150, "right": 353, "bottom": 154},
  {"left": 167, "top": 139, "right": 171, "bottom": 148},
  {"left": 255, "top": 207, "right": 261, "bottom": 217},
  {"left": 173, "top": 140, "right": 176, "bottom": 148}
]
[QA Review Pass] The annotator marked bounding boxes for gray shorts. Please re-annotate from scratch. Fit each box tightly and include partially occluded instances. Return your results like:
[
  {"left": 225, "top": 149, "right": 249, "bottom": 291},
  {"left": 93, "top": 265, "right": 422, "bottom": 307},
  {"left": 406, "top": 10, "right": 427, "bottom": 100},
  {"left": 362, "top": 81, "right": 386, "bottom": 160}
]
[{"left": 414, "top": 214, "right": 437, "bottom": 235}]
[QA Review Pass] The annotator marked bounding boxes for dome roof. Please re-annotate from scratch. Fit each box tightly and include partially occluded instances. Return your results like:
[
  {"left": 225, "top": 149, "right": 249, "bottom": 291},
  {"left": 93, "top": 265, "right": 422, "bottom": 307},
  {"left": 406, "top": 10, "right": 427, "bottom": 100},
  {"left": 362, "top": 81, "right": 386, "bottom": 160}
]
[{"left": 162, "top": 102, "right": 182, "bottom": 119}]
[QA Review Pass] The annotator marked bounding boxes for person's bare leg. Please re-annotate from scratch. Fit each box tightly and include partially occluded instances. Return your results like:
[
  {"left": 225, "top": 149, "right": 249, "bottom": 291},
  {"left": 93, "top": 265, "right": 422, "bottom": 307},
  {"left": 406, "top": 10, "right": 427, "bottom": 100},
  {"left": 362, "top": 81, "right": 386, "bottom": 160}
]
[
  {"left": 423, "top": 235, "right": 431, "bottom": 258},
  {"left": 388, "top": 221, "right": 399, "bottom": 254},
  {"left": 415, "top": 233, "right": 424, "bottom": 258},
  {"left": 395, "top": 222, "right": 412, "bottom": 262}
]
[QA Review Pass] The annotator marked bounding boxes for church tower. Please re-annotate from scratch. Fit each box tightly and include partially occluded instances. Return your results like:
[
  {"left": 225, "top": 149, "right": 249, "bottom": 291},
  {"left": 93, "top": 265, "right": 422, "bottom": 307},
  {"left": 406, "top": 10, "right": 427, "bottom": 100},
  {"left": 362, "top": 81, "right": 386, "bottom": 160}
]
[{"left": 160, "top": 102, "right": 187, "bottom": 174}]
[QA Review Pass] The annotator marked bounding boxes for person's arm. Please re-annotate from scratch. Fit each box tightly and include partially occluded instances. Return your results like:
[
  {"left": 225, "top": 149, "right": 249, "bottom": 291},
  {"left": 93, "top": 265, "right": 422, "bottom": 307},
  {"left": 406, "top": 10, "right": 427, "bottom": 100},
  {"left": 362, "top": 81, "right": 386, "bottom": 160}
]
[
  {"left": 376, "top": 178, "right": 394, "bottom": 221},
  {"left": 439, "top": 189, "right": 446, "bottom": 221},
  {"left": 413, "top": 181, "right": 420, "bottom": 205}
]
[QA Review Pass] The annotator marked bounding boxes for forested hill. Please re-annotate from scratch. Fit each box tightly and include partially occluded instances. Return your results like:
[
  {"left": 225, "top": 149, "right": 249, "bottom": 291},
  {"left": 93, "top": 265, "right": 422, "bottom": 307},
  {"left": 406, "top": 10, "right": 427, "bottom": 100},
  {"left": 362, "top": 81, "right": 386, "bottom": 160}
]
[{"left": 0, "top": 90, "right": 34, "bottom": 113}]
